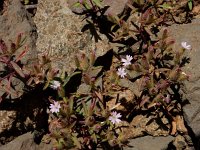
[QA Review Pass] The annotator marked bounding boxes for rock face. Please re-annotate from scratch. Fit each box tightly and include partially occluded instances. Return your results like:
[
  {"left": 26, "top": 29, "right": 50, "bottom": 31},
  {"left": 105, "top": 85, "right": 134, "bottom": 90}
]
[
  {"left": 34, "top": 0, "right": 94, "bottom": 72},
  {"left": 0, "top": 0, "right": 46, "bottom": 145},
  {"left": 125, "top": 136, "right": 174, "bottom": 150},
  {"left": 67, "top": 0, "right": 129, "bottom": 15},
  {"left": 169, "top": 19, "right": 200, "bottom": 148},
  {"left": 0, "top": 0, "right": 38, "bottom": 63},
  {"left": 1, "top": 0, "right": 200, "bottom": 149},
  {"left": 0, "top": 132, "right": 52, "bottom": 150},
  {"left": 33, "top": 0, "right": 122, "bottom": 72}
]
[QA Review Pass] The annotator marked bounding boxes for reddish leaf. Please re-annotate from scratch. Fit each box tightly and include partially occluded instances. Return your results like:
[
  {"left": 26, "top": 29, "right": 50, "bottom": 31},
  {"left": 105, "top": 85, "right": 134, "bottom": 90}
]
[
  {"left": 0, "top": 81, "right": 17, "bottom": 97},
  {"left": 140, "top": 96, "right": 149, "bottom": 107},
  {"left": 15, "top": 45, "right": 29, "bottom": 62},
  {"left": 10, "top": 61, "right": 25, "bottom": 78},
  {"left": 16, "top": 33, "right": 22, "bottom": 48},
  {"left": 0, "top": 39, "right": 8, "bottom": 54}
]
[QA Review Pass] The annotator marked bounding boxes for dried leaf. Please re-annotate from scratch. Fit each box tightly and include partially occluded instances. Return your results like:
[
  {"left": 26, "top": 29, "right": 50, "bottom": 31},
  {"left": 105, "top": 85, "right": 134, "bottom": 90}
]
[
  {"left": 171, "top": 120, "right": 177, "bottom": 135},
  {"left": 176, "top": 115, "right": 187, "bottom": 133}
]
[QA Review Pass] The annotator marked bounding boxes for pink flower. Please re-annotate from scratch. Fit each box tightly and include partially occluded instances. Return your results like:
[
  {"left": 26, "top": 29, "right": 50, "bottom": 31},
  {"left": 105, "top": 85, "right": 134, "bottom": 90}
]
[
  {"left": 121, "top": 55, "right": 133, "bottom": 66},
  {"left": 109, "top": 111, "right": 121, "bottom": 124},
  {"left": 117, "top": 67, "right": 127, "bottom": 78},
  {"left": 50, "top": 81, "right": 61, "bottom": 90},
  {"left": 163, "top": 94, "right": 171, "bottom": 103},
  {"left": 49, "top": 101, "right": 61, "bottom": 113},
  {"left": 181, "top": 42, "right": 191, "bottom": 50}
]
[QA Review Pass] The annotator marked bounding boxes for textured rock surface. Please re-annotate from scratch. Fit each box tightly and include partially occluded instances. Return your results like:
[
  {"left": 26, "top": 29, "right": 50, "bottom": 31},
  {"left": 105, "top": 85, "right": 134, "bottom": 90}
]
[
  {"left": 1, "top": 0, "right": 200, "bottom": 149},
  {"left": 0, "top": 132, "right": 52, "bottom": 150},
  {"left": 170, "top": 19, "right": 200, "bottom": 149},
  {"left": 67, "top": 0, "right": 129, "bottom": 15},
  {"left": 0, "top": 0, "right": 38, "bottom": 64},
  {"left": 124, "top": 114, "right": 170, "bottom": 139},
  {"left": 0, "top": 0, "right": 38, "bottom": 142},
  {"left": 169, "top": 18, "right": 200, "bottom": 147},
  {"left": 124, "top": 136, "right": 174, "bottom": 150},
  {"left": 34, "top": 0, "right": 110, "bottom": 72},
  {"left": 0, "top": 86, "right": 49, "bottom": 145}
]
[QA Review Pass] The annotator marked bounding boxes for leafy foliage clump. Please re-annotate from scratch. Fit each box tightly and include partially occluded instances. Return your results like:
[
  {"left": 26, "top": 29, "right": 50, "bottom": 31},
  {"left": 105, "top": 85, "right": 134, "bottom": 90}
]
[
  {"left": 42, "top": 0, "right": 192, "bottom": 149},
  {"left": 0, "top": 34, "right": 32, "bottom": 100},
  {"left": 0, "top": 0, "right": 194, "bottom": 149}
]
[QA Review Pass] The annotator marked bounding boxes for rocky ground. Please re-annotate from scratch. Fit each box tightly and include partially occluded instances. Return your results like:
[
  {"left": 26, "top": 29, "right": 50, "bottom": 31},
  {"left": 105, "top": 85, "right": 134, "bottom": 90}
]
[{"left": 0, "top": 0, "right": 200, "bottom": 150}]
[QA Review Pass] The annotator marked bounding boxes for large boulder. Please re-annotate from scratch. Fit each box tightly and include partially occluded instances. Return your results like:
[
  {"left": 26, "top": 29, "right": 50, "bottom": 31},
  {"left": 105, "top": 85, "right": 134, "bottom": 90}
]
[
  {"left": 0, "top": 132, "right": 52, "bottom": 150},
  {"left": 67, "top": 0, "right": 129, "bottom": 15},
  {"left": 33, "top": 0, "right": 125, "bottom": 72},
  {"left": 0, "top": 0, "right": 43, "bottom": 145},
  {"left": 0, "top": 0, "right": 38, "bottom": 63},
  {"left": 125, "top": 136, "right": 174, "bottom": 150},
  {"left": 169, "top": 18, "right": 200, "bottom": 147}
]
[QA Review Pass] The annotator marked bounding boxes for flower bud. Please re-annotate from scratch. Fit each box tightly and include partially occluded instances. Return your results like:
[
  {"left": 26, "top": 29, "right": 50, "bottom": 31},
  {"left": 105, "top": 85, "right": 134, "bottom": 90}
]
[
  {"left": 85, "top": 116, "right": 95, "bottom": 127},
  {"left": 93, "top": 124, "right": 101, "bottom": 133},
  {"left": 83, "top": 73, "right": 91, "bottom": 85},
  {"left": 80, "top": 53, "right": 89, "bottom": 70},
  {"left": 163, "top": 94, "right": 171, "bottom": 103},
  {"left": 149, "top": 87, "right": 158, "bottom": 95},
  {"left": 90, "top": 50, "right": 96, "bottom": 66},
  {"left": 162, "top": 28, "right": 168, "bottom": 40},
  {"left": 74, "top": 54, "right": 80, "bottom": 68},
  {"left": 146, "top": 45, "right": 154, "bottom": 62},
  {"left": 157, "top": 80, "right": 170, "bottom": 91},
  {"left": 141, "top": 56, "right": 149, "bottom": 70},
  {"left": 178, "top": 72, "right": 189, "bottom": 81},
  {"left": 16, "top": 33, "right": 23, "bottom": 48},
  {"left": 118, "top": 134, "right": 128, "bottom": 143},
  {"left": 108, "top": 139, "right": 118, "bottom": 147},
  {"left": 168, "top": 67, "right": 181, "bottom": 81}
]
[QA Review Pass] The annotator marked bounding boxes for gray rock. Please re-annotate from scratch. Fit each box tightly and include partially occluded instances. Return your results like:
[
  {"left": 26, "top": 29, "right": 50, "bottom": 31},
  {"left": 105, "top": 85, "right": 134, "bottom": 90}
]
[
  {"left": 124, "top": 136, "right": 174, "bottom": 150},
  {"left": 0, "top": 0, "right": 38, "bottom": 140},
  {"left": 67, "top": 0, "right": 129, "bottom": 16},
  {"left": 0, "top": 0, "right": 38, "bottom": 64},
  {"left": 0, "top": 132, "right": 52, "bottom": 150},
  {"left": 34, "top": 0, "right": 111, "bottom": 73},
  {"left": 169, "top": 18, "right": 200, "bottom": 141}
]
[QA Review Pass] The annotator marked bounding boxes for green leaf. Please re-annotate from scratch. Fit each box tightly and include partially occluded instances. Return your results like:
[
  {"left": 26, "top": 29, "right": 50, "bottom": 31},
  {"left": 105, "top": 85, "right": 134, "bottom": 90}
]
[
  {"left": 72, "top": 2, "right": 81, "bottom": 8},
  {"left": 93, "top": 0, "right": 103, "bottom": 8},
  {"left": 84, "top": 2, "right": 91, "bottom": 10},
  {"left": 43, "top": 80, "right": 50, "bottom": 90},
  {"left": 159, "top": 3, "right": 172, "bottom": 9},
  {"left": 81, "top": 99, "right": 89, "bottom": 116},
  {"left": 58, "top": 86, "right": 65, "bottom": 97},
  {"left": 72, "top": 135, "right": 82, "bottom": 149},
  {"left": 88, "top": 66, "right": 102, "bottom": 78},
  {"left": 63, "top": 71, "right": 81, "bottom": 86},
  {"left": 77, "top": 83, "right": 91, "bottom": 94},
  {"left": 69, "top": 98, "right": 74, "bottom": 114},
  {"left": 188, "top": 1, "right": 193, "bottom": 10},
  {"left": 94, "top": 75, "right": 103, "bottom": 89},
  {"left": 24, "top": 0, "right": 29, "bottom": 5}
]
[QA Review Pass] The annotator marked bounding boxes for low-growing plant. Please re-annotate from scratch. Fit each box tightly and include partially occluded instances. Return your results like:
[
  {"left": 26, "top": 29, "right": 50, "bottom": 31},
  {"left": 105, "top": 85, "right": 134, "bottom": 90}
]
[
  {"left": 44, "top": 50, "right": 127, "bottom": 149},
  {"left": 0, "top": 33, "right": 57, "bottom": 101},
  {"left": 0, "top": 0, "right": 193, "bottom": 149},
  {"left": 46, "top": 32, "right": 191, "bottom": 148},
  {"left": 0, "top": 33, "right": 33, "bottom": 100},
  {"left": 41, "top": 0, "right": 193, "bottom": 149}
]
